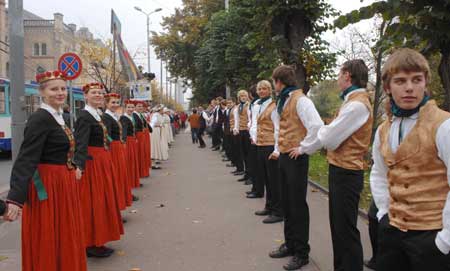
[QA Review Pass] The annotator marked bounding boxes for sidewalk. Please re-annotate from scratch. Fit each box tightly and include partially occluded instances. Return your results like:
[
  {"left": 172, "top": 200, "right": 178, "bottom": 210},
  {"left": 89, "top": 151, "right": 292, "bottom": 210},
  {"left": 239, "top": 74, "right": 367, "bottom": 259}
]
[{"left": 0, "top": 133, "right": 373, "bottom": 271}]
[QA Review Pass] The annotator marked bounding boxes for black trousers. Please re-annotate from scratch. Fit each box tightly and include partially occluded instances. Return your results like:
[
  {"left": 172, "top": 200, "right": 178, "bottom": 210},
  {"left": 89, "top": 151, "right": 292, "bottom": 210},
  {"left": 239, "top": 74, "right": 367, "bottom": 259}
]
[
  {"left": 197, "top": 128, "right": 206, "bottom": 147},
  {"left": 279, "top": 153, "right": 310, "bottom": 258},
  {"left": 212, "top": 125, "right": 223, "bottom": 147},
  {"left": 377, "top": 215, "right": 450, "bottom": 271},
  {"left": 368, "top": 200, "right": 379, "bottom": 263},
  {"left": 232, "top": 134, "right": 244, "bottom": 171},
  {"left": 223, "top": 133, "right": 233, "bottom": 160},
  {"left": 238, "top": 130, "right": 250, "bottom": 176},
  {"left": 248, "top": 143, "right": 257, "bottom": 184},
  {"left": 328, "top": 164, "right": 364, "bottom": 271},
  {"left": 257, "top": 146, "right": 282, "bottom": 217}
]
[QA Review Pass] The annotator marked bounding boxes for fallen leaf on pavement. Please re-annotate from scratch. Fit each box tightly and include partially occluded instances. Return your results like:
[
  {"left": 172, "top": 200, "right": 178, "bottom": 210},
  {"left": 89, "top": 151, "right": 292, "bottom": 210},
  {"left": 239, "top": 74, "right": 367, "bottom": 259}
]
[
  {"left": 0, "top": 255, "right": 8, "bottom": 262},
  {"left": 311, "top": 188, "right": 319, "bottom": 192},
  {"left": 130, "top": 209, "right": 138, "bottom": 213},
  {"left": 274, "top": 239, "right": 283, "bottom": 243},
  {"left": 192, "top": 220, "right": 203, "bottom": 224},
  {"left": 156, "top": 204, "right": 165, "bottom": 208},
  {"left": 117, "top": 250, "right": 125, "bottom": 256},
  {"left": 129, "top": 268, "right": 141, "bottom": 271}
]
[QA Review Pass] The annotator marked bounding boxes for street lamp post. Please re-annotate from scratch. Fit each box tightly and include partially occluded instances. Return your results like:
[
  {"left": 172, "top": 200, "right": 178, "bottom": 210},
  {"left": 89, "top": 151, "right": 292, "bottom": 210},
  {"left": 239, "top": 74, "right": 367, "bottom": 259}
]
[{"left": 134, "top": 6, "right": 162, "bottom": 73}]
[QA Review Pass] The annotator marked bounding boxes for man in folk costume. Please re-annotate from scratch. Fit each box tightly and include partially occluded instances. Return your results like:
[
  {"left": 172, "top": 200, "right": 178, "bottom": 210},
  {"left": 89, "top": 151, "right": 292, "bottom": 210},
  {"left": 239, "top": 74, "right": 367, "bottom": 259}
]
[
  {"left": 222, "top": 99, "right": 234, "bottom": 164},
  {"left": 317, "top": 59, "right": 372, "bottom": 271},
  {"left": 371, "top": 48, "right": 450, "bottom": 270},
  {"left": 233, "top": 90, "right": 251, "bottom": 179},
  {"left": 247, "top": 85, "right": 262, "bottom": 194},
  {"left": 268, "top": 65, "right": 323, "bottom": 270},
  {"left": 251, "top": 80, "right": 284, "bottom": 224}
]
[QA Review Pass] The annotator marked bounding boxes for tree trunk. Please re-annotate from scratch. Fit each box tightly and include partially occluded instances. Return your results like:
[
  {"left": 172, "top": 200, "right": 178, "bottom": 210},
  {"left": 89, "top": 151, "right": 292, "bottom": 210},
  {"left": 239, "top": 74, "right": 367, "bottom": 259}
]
[{"left": 438, "top": 49, "right": 450, "bottom": 112}]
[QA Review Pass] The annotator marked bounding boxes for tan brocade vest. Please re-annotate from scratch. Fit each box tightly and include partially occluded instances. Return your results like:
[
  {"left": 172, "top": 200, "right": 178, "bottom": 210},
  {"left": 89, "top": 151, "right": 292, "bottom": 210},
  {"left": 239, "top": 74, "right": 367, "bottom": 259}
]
[
  {"left": 239, "top": 103, "right": 249, "bottom": 131},
  {"left": 327, "top": 91, "right": 373, "bottom": 170},
  {"left": 257, "top": 102, "right": 276, "bottom": 146},
  {"left": 278, "top": 90, "right": 307, "bottom": 153},
  {"left": 229, "top": 106, "right": 236, "bottom": 132},
  {"left": 379, "top": 100, "right": 450, "bottom": 231}
]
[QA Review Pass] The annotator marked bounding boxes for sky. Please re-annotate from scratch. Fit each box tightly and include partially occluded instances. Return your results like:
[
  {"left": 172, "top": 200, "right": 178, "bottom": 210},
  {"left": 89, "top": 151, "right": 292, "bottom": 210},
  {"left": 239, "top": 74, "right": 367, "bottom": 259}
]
[{"left": 21, "top": 0, "right": 375, "bottom": 99}]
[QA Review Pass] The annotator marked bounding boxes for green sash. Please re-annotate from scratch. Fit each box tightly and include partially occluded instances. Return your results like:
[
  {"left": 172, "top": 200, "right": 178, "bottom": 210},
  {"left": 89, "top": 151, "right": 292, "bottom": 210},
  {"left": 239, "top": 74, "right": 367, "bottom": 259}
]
[{"left": 32, "top": 170, "right": 48, "bottom": 201}]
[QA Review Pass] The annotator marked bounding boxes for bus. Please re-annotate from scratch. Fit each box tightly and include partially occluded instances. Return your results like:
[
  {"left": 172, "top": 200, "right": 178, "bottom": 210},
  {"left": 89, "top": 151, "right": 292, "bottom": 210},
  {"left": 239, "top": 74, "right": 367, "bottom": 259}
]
[{"left": 0, "top": 78, "right": 85, "bottom": 154}]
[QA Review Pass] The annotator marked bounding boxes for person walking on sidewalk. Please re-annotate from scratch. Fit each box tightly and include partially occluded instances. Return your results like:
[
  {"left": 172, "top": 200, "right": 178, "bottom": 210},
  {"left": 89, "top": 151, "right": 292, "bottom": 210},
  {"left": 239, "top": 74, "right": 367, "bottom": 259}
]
[
  {"left": 318, "top": 59, "right": 372, "bottom": 271},
  {"left": 371, "top": 48, "right": 450, "bottom": 271},
  {"left": 4, "top": 70, "right": 87, "bottom": 271},
  {"left": 253, "top": 80, "right": 283, "bottom": 224},
  {"left": 268, "top": 65, "right": 323, "bottom": 271},
  {"left": 188, "top": 109, "right": 201, "bottom": 144}
]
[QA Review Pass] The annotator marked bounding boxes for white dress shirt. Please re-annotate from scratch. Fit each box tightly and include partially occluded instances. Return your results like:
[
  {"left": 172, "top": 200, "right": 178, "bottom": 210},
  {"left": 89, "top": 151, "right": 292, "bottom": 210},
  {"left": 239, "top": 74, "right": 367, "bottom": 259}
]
[
  {"left": 105, "top": 109, "right": 118, "bottom": 121},
  {"left": 318, "top": 89, "right": 370, "bottom": 151},
  {"left": 370, "top": 115, "right": 450, "bottom": 254},
  {"left": 249, "top": 99, "right": 261, "bottom": 143},
  {"left": 40, "top": 103, "right": 65, "bottom": 126},
  {"left": 150, "top": 112, "right": 162, "bottom": 127},
  {"left": 85, "top": 104, "right": 101, "bottom": 121},
  {"left": 274, "top": 93, "right": 323, "bottom": 155}
]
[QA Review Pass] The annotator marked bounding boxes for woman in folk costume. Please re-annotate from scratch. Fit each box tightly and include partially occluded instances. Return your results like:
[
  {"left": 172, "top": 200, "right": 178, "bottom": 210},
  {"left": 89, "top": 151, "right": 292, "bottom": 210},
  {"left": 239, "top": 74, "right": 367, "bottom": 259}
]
[
  {"left": 120, "top": 100, "right": 140, "bottom": 199},
  {"left": 158, "top": 106, "right": 170, "bottom": 160},
  {"left": 133, "top": 101, "right": 150, "bottom": 178},
  {"left": 102, "top": 93, "right": 132, "bottom": 209},
  {"left": 4, "top": 71, "right": 86, "bottom": 271},
  {"left": 151, "top": 106, "right": 165, "bottom": 161},
  {"left": 74, "top": 82, "right": 123, "bottom": 258},
  {"left": 162, "top": 108, "right": 174, "bottom": 145}
]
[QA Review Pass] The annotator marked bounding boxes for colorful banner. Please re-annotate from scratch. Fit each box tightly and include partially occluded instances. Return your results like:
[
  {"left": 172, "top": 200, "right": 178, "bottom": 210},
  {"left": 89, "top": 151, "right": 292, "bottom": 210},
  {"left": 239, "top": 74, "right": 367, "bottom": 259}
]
[{"left": 111, "top": 9, "right": 142, "bottom": 82}]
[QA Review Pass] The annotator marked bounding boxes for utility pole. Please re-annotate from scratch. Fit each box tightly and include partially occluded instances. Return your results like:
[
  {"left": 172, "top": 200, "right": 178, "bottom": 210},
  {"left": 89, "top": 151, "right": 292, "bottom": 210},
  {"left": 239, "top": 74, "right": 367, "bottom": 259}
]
[
  {"left": 225, "top": 0, "right": 231, "bottom": 99},
  {"left": 160, "top": 58, "right": 163, "bottom": 104},
  {"left": 146, "top": 15, "right": 151, "bottom": 73},
  {"left": 9, "top": 0, "right": 26, "bottom": 161},
  {"left": 165, "top": 64, "right": 169, "bottom": 101}
]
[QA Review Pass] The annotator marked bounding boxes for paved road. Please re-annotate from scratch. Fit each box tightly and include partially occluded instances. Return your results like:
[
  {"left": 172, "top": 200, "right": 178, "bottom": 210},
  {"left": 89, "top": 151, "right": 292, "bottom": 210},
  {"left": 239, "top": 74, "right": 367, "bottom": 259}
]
[
  {"left": 0, "top": 133, "right": 374, "bottom": 271},
  {"left": 0, "top": 158, "right": 12, "bottom": 195}
]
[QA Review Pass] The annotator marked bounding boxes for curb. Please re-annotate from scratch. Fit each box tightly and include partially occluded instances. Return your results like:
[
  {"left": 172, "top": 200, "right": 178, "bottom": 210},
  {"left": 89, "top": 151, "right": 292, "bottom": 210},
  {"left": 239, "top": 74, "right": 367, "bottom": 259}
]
[{"left": 308, "top": 179, "right": 369, "bottom": 221}]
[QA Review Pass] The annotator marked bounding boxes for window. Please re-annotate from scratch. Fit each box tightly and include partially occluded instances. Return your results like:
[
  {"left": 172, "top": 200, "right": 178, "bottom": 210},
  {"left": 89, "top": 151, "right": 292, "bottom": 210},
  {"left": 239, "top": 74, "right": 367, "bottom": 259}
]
[
  {"left": 33, "top": 43, "right": 40, "bottom": 56},
  {"left": 0, "top": 86, "right": 6, "bottom": 114},
  {"left": 41, "top": 43, "right": 47, "bottom": 56}
]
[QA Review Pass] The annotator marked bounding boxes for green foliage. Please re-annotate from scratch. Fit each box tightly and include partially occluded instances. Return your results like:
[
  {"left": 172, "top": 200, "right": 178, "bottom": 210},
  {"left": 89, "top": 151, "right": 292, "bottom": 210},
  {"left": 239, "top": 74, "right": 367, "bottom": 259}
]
[
  {"left": 309, "top": 80, "right": 341, "bottom": 119},
  {"left": 153, "top": 0, "right": 338, "bottom": 104}
]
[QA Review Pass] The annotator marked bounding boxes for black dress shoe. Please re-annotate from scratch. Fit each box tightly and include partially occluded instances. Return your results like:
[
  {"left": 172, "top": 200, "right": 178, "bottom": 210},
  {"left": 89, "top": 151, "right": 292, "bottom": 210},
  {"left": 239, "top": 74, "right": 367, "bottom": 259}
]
[
  {"left": 101, "top": 246, "right": 115, "bottom": 254},
  {"left": 231, "top": 170, "right": 239, "bottom": 174},
  {"left": 263, "top": 215, "right": 283, "bottom": 224},
  {"left": 246, "top": 193, "right": 263, "bottom": 199},
  {"left": 255, "top": 209, "right": 270, "bottom": 216},
  {"left": 222, "top": 158, "right": 230, "bottom": 162},
  {"left": 283, "top": 255, "right": 309, "bottom": 270},
  {"left": 364, "top": 259, "right": 376, "bottom": 270},
  {"left": 269, "top": 243, "right": 293, "bottom": 258},
  {"left": 140, "top": 183, "right": 144, "bottom": 187},
  {"left": 122, "top": 218, "right": 128, "bottom": 223},
  {"left": 152, "top": 166, "right": 162, "bottom": 170},
  {"left": 237, "top": 177, "right": 246, "bottom": 182},
  {"left": 233, "top": 171, "right": 245, "bottom": 176},
  {"left": 199, "top": 145, "right": 206, "bottom": 148},
  {"left": 244, "top": 180, "right": 252, "bottom": 185},
  {"left": 86, "top": 247, "right": 112, "bottom": 258},
  {"left": 132, "top": 195, "right": 139, "bottom": 201},
  {"left": 226, "top": 163, "right": 235, "bottom": 167},
  {"left": 246, "top": 190, "right": 254, "bottom": 195},
  {"left": 212, "top": 147, "right": 220, "bottom": 151}
]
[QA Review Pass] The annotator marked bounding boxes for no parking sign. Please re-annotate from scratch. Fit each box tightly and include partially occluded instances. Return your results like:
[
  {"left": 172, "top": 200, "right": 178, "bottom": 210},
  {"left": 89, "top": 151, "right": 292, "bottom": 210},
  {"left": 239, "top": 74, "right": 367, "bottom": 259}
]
[{"left": 58, "top": 52, "right": 83, "bottom": 80}]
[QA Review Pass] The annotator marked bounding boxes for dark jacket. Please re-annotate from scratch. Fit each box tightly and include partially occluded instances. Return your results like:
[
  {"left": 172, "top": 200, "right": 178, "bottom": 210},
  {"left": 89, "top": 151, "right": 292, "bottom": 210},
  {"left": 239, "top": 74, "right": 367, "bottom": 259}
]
[{"left": 0, "top": 199, "right": 6, "bottom": 215}]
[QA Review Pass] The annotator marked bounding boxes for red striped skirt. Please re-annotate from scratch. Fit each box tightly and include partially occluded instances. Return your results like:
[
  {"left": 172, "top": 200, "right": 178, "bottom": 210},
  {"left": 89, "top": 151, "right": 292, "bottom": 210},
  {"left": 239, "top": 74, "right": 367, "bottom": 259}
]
[
  {"left": 79, "top": 146, "right": 124, "bottom": 247},
  {"left": 22, "top": 164, "right": 87, "bottom": 271},
  {"left": 136, "top": 131, "right": 149, "bottom": 178},
  {"left": 110, "top": 141, "right": 130, "bottom": 210},
  {"left": 126, "top": 136, "right": 140, "bottom": 188}
]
